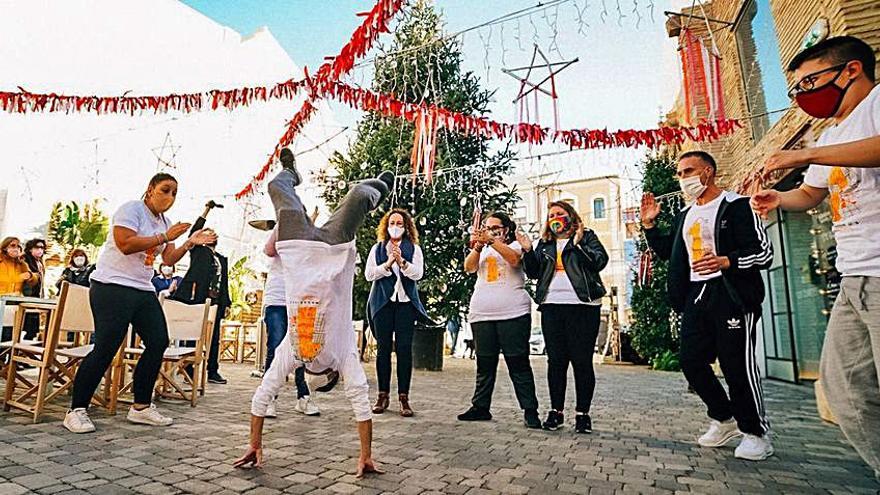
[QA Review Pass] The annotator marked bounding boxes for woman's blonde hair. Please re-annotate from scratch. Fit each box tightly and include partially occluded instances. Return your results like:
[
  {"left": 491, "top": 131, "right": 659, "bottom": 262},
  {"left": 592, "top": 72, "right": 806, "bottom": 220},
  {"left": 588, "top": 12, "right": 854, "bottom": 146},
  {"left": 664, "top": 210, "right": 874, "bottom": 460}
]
[
  {"left": 376, "top": 208, "right": 419, "bottom": 244},
  {"left": 541, "top": 201, "right": 584, "bottom": 242}
]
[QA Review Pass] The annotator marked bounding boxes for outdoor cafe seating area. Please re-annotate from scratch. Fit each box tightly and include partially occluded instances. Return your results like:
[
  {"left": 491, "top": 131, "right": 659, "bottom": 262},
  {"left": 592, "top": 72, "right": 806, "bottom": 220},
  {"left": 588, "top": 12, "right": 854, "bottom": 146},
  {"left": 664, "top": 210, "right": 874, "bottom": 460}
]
[{"left": 0, "top": 284, "right": 266, "bottom": 423}]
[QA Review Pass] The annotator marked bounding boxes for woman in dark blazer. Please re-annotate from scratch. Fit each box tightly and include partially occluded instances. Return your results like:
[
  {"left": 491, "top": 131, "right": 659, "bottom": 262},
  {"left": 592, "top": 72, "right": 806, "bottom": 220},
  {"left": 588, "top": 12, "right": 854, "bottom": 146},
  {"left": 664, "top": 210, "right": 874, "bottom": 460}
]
[{"left": 365, "top": 208, "right": 429, "bottom": 417}]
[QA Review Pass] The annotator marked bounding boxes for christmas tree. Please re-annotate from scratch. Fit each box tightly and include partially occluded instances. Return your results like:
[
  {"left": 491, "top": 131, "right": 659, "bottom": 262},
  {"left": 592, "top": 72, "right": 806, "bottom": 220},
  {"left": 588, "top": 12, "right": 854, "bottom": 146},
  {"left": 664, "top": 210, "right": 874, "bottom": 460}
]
[
  {"left": 630, "top": 152, "right": 682, "bottom": 370},
  {"left": 317, "top": 1, "right": 517, "bottom": 323}
]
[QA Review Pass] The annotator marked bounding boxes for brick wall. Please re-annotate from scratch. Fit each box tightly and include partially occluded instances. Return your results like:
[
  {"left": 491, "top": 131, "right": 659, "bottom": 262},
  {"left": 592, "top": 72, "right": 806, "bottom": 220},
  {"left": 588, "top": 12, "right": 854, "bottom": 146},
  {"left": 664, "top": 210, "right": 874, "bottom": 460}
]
[{"left": 670, "top": 0, "right": 880, "bottom": 191}]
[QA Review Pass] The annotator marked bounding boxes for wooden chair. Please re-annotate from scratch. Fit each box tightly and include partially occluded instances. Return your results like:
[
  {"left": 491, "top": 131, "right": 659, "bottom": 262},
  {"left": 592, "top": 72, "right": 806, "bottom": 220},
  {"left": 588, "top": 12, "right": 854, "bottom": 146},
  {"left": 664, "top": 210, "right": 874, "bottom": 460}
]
[
  {"left": 239, "top": 324, "right": 259, "bottom": 364},
  {"left": 114, "top": 298, "right": 213, "bottom": 407},
  {"left": 198, "top": 305, "right": 219, "bottom": 394},
  {"left": 219, "top": 322, "right": 240, "bottom": 362},
  {"left": 3, "top": 283, "right": 100, "bottom": 422}
]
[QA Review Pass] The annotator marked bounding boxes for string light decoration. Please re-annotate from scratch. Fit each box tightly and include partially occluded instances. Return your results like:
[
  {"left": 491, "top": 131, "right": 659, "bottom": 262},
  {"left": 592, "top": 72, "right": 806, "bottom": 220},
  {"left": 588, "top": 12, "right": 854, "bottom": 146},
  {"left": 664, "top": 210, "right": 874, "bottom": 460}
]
[
  {"left": 151, "top": 132, "right": 182, "bottom": 172},
  {"left": 502, "top": 44, "right": 578, "bottom": 131}
]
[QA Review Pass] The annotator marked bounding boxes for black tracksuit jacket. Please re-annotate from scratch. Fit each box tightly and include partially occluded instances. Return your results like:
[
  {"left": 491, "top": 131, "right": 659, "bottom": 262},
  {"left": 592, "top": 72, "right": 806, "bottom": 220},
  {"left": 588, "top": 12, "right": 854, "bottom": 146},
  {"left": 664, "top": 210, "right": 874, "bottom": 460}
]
[{"left": 644, "top": 191, "right": 773, "bottom": 313}]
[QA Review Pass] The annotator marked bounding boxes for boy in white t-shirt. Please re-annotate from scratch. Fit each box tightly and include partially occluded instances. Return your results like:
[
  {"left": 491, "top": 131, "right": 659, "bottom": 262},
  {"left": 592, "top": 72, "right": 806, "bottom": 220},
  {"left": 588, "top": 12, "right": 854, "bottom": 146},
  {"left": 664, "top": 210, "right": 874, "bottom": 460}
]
[{"left": 750, "top": 36, "right": 880, "bottom": 478}]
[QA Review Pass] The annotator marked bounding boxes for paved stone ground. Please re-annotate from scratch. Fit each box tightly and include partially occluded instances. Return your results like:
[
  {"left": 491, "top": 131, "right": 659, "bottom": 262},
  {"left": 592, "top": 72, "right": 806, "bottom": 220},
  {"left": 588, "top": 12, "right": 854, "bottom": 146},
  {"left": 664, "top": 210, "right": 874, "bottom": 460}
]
[{"left": 0, "top": 357, "right": 878, "bottom": 494}]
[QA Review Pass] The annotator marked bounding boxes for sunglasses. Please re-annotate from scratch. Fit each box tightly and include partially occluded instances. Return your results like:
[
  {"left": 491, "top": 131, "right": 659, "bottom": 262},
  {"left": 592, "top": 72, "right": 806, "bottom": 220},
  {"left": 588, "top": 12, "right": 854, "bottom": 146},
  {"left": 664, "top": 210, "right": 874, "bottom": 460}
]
[{"left": 787, "top": 63, "right": 848, "bottom": 98}]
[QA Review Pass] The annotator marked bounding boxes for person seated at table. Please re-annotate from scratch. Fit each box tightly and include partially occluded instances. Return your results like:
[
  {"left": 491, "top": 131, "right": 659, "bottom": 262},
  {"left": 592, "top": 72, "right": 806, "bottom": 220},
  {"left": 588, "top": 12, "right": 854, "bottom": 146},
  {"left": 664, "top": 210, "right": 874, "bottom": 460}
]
[
  {"left": 0, "top": 237, "right": 39, "bottom": 297},
  {"left": 151, "top": 263, "right": 182, "bottom": 297},
  {"left": 56, "top": 248, "right": 95, "bottom": 290},
  {"left": 21, "top": 238, "right": 48, "bottom": 339},
  {"left": 0, "top": 237, "right": 40, "bottom": 342}
]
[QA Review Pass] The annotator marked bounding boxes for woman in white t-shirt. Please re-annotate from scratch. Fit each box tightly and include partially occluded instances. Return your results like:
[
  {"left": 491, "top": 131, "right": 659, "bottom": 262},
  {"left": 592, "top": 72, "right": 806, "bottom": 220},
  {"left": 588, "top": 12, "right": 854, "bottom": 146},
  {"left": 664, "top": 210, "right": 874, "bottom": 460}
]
[
  {"left": 64, "top": 173, "right": 216, "bottom": 434},
  {"left": 457, "top": 212, "right": 540, "bottom": 429},
  {"left": 520, "top": 201, "right": 608, "bottom": 434}
]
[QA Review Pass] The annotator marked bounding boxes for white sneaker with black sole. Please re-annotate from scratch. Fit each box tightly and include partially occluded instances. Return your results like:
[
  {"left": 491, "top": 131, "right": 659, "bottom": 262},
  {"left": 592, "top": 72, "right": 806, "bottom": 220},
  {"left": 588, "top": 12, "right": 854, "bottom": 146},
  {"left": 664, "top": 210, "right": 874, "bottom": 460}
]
[
  {"left": 697, "top": 419, "right": 741, "bottom": 447},
  {"left": 294, "top": 396, "right": 320, "bottom": 416},
  {"left": 63, "top": 408, "right": 96, "bottom": 434},
  {"left": 734, "top": 433, "right": 774, "bottom": 461},
  {"left": 127, "top": 404, "right": 173, "bottom": 426}
]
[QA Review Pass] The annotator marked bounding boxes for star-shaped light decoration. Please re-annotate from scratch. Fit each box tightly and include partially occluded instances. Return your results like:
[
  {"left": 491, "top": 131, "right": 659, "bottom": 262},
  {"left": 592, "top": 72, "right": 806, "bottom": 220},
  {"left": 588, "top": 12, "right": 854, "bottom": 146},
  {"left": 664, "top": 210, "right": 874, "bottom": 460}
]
[
  {"left": 152, "top": 132, "right": 181, "bottom": 172},
  {"left": 502, "top": 44, "right": 578, "bottom": 131}
]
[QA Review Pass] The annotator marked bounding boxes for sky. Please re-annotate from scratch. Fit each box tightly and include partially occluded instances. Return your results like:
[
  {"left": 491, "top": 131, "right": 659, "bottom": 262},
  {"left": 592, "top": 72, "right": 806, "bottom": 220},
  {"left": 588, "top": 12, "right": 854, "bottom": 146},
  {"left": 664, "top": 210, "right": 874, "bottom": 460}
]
[
  {"left": 179, "top": 0, "right": 685, "bottom": 210},
  {"left": 180, "top": 0, "right": 682, "bottom": 130},
  {"left": 1, "top": 0, "right": 687, "bottom": 241}
]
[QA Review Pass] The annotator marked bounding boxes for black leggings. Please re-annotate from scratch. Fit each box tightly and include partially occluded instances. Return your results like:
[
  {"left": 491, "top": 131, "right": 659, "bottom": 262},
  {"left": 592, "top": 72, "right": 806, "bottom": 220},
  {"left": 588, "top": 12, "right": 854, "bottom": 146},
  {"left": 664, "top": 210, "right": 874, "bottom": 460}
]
[
  {"left": 373, "top": 302, "right": 416, "bottom": 394},
  {"left": 71, "top": 282, "right": 169, "bottom": 408},
  {"left": 540, "top": 304, "right": 600, "bottom": 414}
]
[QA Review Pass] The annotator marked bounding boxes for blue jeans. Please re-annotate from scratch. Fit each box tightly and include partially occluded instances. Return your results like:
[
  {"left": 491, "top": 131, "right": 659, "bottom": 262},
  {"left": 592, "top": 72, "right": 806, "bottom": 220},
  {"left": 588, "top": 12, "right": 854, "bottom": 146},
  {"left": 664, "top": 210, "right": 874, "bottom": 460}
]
[{"left": 264, "top": 305, "right": 309, "bottom": 399}]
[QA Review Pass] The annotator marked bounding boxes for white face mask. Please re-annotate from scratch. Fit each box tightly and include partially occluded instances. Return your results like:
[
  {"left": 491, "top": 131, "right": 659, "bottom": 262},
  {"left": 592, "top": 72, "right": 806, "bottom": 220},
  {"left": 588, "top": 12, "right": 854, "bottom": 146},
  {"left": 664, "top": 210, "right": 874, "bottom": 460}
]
[
  {"left": 388, "top": 226, "right": 405, "bottom": 240},
  {"left": 679, "top": 174, "right": 707, "bottom": 202},
  {"left": 161, "top": 266, "right": 174, "bottom": 276},
  {"left": 72, "top": 256, "right": 86, "bottom": 267}
]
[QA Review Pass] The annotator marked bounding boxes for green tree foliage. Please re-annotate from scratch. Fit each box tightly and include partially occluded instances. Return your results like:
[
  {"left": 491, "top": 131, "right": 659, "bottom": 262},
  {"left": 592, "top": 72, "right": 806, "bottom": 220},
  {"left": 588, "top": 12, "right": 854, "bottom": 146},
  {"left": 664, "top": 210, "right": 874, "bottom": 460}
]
[
  {"left": 227, "top": 256, "right": 256, "bottom": 321},
  {"left": 47, "top": 200, "right": 109, "bottom": 258},
  {"left": 630, "top": 153, "right": 682, "bottom": 370},
  {"left": 317, "top": 1, "right": 516, "bottom": 323}
]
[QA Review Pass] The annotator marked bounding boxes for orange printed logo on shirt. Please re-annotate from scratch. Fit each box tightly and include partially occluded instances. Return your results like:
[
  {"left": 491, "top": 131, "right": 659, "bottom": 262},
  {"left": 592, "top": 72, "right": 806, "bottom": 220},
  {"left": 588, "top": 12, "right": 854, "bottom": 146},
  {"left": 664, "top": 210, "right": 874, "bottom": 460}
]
[
  {"left": 486, "top": 256, "right": 499, "bottom": 282},
  {"left": 828, "top": 166, "right": 850, "bottom": 223},
  {"left": 688, "top": 221, "right": 703, "bottom": 260},
  {"left": 144, "top": 246, "right": 157, "bottom": 267},
  {"left": 555, "top": 250, "right": 564, "bottom": 272},
  {"left": 290, "top": 299, "right": 324, "bottom": 362}
]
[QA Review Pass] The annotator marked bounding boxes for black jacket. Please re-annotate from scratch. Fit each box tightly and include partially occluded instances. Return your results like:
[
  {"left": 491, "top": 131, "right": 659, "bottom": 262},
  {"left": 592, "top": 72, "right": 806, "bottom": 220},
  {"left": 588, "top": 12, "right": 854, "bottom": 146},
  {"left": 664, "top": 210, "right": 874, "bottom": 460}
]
[
  {"left": 56, "top": 265, "right": 95, "bottom": 289},
  {"left": 522, "top": 228, "right": 609, "bottom": 305},
  {"left": 172, "top": 216, "right": 231, "bottom": 308},
  {"left": 645, "top": 191, "right": 772, "bottom": 313}
]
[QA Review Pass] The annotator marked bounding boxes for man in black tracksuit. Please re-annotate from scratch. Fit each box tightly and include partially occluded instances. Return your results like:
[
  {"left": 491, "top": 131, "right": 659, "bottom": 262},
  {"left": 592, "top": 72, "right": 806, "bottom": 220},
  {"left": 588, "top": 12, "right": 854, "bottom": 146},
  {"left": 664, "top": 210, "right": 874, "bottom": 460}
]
[{"left": 641, "top": 151, "right": 774, "bottom": 461}]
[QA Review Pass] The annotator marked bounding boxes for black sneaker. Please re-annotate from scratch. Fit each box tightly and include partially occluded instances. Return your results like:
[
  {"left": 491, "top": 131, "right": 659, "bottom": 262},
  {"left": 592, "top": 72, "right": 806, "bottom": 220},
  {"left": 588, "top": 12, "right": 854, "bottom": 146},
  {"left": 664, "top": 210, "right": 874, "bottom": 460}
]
[
  {"left": 524, "top": 409, "right": 541, "bottom": 429},
  {"left": 279, "top": 148, "right": 302, "bottom": 184},
  {"left": 575, "top": 414, "right": 592, "bottom": 434},
  {"left": 542, "top": 410, "right": 564, "bottom": 431},
  {"left": 314, "top": 370, "right": 340, "bottom": 393},
  {"left": 207, "top": 372, "right": 227, "bottom": 384},
  {"left": 457, "top": 406, "right": 492, "bottom": 421},
  {"left": 377, "top": 171, "right": 396, "bottom": 190}
]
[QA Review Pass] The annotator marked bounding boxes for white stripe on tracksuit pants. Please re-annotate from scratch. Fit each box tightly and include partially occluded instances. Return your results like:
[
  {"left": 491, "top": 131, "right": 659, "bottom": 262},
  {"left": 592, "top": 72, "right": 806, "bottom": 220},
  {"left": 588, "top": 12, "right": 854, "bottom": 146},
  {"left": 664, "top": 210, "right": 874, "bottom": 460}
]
[{"left": 679, "top": 278, "right": 769, "bottom": 436}]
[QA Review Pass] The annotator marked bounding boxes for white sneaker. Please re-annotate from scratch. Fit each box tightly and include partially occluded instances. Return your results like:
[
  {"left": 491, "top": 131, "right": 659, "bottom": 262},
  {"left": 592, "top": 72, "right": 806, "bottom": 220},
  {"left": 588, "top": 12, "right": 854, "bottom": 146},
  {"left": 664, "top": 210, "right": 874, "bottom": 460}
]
[
  {"left": 294, "top": 396, "right": 320, "bottom": 416},
  {"left": 735, "top": 433, "right": 774, "bottom": 461},
  {"left": 697, "top": 419, "right": 742, "bottom": 447},
  {"left": 63, "top": 408, "right": 96, "bottom": 434},
  {"left": 265, "top": 399, "right": 278, "bottom": 418},
  {"left": 126, "top": 404, "right": 173, "bottom": 427}
]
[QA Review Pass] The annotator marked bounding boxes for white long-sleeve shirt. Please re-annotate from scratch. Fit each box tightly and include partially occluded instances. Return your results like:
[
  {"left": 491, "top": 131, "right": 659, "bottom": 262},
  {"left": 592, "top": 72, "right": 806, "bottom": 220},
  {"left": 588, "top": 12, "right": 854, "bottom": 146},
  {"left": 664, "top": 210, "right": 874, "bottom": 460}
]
[
  {"left": 364, "top": 241, "right": 424, "bottom": 303},
  {"left": 251, "top": 237, "right": 372, "bottom": 422},
  {"left": 251, "top": 332, "right": 371, "bottom": 421}
]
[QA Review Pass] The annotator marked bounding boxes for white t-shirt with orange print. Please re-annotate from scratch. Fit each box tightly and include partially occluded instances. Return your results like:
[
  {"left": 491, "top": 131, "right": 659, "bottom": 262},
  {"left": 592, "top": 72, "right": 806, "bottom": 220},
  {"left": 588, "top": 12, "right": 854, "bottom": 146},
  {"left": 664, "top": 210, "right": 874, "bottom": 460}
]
[
  {"left": 91, "top": 200, "right": 170, "bottom": 292},
  {"left": 804, "top": 84, "right": 880, "bottom": 277},
  {"left": 468, "top": 241, "right": 532, "bottom": 323}
]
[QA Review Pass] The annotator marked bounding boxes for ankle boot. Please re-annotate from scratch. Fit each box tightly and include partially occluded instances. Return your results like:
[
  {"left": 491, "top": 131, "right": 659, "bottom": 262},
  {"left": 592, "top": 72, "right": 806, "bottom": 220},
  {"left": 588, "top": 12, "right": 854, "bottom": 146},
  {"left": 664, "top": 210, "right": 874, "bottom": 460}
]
[
  {"left": 372, "top": 392, "right": 390, "bottom": 414},
  {"left": 399, "top": 393, "right": 414, "bottom": 417}
]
